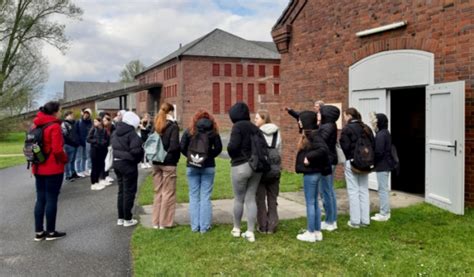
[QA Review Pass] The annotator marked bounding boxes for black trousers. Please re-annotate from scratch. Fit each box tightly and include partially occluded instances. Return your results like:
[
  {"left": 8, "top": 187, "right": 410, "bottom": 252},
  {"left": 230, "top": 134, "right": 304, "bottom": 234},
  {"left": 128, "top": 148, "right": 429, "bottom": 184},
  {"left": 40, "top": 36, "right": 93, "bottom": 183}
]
[
  {"left": 34, "top": 174, "right": 63, "bottom": 233},
  {"left": 90, "top": 146, "right": 107, "bottom": 184},
  {"left": 114, "top": 160, "right": 138, "bottom": 220},
  {"left": 256, "top": 177, "right": 280, "bottom": 233}
]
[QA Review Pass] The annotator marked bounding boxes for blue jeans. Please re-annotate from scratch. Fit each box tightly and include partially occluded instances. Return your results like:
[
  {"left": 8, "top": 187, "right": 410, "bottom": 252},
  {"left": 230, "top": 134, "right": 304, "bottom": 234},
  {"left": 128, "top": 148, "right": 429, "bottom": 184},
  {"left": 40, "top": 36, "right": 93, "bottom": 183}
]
[
  {"left": 64, "top": 144, "right": 77, "bottom": 178},
  {"left": 34, "top": 174, "right": 63, "bottom": 233},
  {"left": 319, "top": 165, "right": 337, "bottom": 224},
  {"left": 303, "top": 173, "right": 322, "bottom": 232},
  {"left": 376, "top": 171, "right": 391, "bottom": 215},
  {"left": 75, "top": 143, "right": 91, "bottom": 173},
  {"left": 187, "top": 166, "right": 215, "bottom": 233},
  {"left": 345, "top": 161, "right": 370, "bottom": 226}
]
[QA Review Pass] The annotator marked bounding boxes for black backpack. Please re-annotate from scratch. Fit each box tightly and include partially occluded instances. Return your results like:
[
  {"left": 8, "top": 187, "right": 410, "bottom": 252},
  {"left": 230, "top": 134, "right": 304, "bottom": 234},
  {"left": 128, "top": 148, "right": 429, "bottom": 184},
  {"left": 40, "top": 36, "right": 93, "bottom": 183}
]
[
  {"left": 23, "top": 122, "right": 55, "bottom": 169},
  {"left": 261, "top": 131, "right": 281, "bottom": 182},
  {"left": 248, "top": 130, "right": 271, "bottom": 173},
  {"left": 187, "top": 132, "right": 210, "bottom": 168},
  {"left": 63, "top": 121, "right": 79, "bottom": 147},
  {"left": 350, "top": 123, "right": 375, "bottom": 174}
]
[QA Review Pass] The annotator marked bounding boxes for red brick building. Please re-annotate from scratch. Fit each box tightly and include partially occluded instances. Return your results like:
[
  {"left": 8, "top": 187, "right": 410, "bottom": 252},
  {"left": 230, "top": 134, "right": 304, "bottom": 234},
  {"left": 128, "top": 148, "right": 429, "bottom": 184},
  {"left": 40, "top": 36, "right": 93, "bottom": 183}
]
[
  {"left": 135, "top": 29, "right": 281, "bottom": 129},
  {"left": 272, "top": 0, "right": 473, "bottom": 212}
]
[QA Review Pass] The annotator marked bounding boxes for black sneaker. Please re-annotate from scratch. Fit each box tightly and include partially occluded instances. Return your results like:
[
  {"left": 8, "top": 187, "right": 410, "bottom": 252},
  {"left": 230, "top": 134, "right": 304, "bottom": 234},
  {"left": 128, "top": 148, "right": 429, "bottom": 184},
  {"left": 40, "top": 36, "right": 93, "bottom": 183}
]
[
  {"left": 65, "top": 177, "right": 75, "bottom": 182},
  {"left": 71, "top": 172, "right": 80, "bottom": 179},
  {"left": 46, "top": 231, "right": 66, "bottom": 241},
  {"left": 34, "top": 231, "right": 46, "bottom": 241}
]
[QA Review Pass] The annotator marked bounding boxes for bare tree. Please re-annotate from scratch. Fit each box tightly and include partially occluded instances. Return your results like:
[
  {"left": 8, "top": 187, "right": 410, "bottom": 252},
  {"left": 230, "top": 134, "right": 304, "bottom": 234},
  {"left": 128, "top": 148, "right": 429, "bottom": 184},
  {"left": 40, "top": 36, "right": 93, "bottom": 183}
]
[{"left": 119, "top": 60, "right": 146, "bottom": 83}]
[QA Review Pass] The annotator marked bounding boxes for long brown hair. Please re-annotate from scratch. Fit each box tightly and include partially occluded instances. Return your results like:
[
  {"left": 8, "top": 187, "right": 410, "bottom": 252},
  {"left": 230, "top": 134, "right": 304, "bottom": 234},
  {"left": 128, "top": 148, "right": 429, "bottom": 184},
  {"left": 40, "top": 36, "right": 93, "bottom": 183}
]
[
  {"left": 189, "top": 109, "right": 219, "bottom": 135},
  {"left": 297, "top": 130, "right": 311, "bottom": 151},
  {"left": 256, "top": 110, "right": 272, "bottom": 124},
  {"left": 154, "top": 103, "right": 174, "bottom": 134},
  {"left": 344, "top": 107, "right": 362, "bottom": 121}
]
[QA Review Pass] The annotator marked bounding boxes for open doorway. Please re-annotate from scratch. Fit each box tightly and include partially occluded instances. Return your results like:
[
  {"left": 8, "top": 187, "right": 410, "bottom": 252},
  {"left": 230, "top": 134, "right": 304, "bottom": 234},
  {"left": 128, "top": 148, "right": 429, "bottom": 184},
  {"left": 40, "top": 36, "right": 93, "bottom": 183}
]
[
  {"left": 148, "top": 87, "right": 161, "bottom": 117},
  {"left": 390, "top": 87, "right": 425, "bottom": 195}
]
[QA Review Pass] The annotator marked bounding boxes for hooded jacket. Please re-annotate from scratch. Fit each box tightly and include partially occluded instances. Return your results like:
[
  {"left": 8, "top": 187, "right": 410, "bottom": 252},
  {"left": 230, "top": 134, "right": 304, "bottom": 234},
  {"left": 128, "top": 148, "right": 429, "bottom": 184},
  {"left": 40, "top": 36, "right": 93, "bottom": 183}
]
[
  {"left": 227, "top": 102, "right": 261, "bottom": 167},
  {"left": 87, "top": 126, "right": 110, "bottom": 149},
  {"left": 295, "top": 129, "right": 332, "bottom": 175},
  {"left": 111, "top": 122, "right": 144, "bottom": 164},
  {"left": 61, "top": 119, "right": 80, "bottom": 147},
  {"left": 340, "top": 119, "right": 375, "bottom": 160},
  {"left": 260, "top": 123, "right": 281, "bottom": 152},
  {"left": 75, "top": 117, "right": 92, "bottom": 147},
  {"left": 32, "top": 112, "right": 68, "bottom": 175},
  {"left": 374, "top": 113, "right": 394, "bottom": 172},
  {"left": 180, "top": 118, "right": 223, "bottom": 168},
  {"left": 319, "top": 105, "right": 340, "bottom": 165},
  {"left": 154, "top": 120, "right": 180, "bottom": 166}
]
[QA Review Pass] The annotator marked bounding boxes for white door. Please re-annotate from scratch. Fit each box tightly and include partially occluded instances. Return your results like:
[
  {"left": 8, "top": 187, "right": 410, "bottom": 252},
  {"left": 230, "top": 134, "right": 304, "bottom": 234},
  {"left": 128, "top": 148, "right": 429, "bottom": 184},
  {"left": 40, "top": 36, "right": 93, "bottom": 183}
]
[
  {"left": 350, "top": 89, "right": 387, "bottom": 190},
  {"left": 426, "top": 81, "right": 465, "bottom": 215}
]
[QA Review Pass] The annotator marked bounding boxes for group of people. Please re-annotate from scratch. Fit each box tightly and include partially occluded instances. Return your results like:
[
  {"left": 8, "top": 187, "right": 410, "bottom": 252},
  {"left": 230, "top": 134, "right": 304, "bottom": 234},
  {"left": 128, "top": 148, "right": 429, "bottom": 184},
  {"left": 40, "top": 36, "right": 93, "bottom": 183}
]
[{"left": 31, "top": 98, "right": 396, "bottom": 243}]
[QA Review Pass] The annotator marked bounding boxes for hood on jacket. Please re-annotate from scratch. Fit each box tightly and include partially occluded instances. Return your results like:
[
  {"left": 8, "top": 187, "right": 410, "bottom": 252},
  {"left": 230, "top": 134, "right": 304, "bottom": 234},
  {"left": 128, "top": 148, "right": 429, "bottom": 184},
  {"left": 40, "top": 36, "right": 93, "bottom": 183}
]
[
  {"left": 376, "top": 113, "right": 388, "bottom": 130},
  {"left": 115, "top": 121, "right": 136, "bottom": 136},
  {"left": 260, "top": 123, "right": 279, "bottom": 136},
  {"left": 33, "top": 111, "right": 60, "bottom": 126},
  {"left": 196, "top": 118, "right": 213, "bottom": 132},
  {"left": 229, "top": 102, "right": 250, "bottom": 123},
  {"left": 299, "top": 111, "right": 318, "bottom": 130},
  {"left": 320, "top": 105, "right": 340, "bottom": 124},
  {"left": 123, "top": 111, "right": 140, "bottom": 129}
]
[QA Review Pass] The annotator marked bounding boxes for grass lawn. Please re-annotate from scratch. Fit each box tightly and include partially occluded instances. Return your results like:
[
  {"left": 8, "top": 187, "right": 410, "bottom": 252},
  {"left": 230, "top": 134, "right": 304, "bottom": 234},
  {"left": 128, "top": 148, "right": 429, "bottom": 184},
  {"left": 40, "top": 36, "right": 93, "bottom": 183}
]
[
  {"left": 132, "top": 204, "right": 474, "bottom": 276},
  {"left": 0, "top": 132, "right": 25, "bottom": 169},
  {"left": 137, "top": 157, "right": 345, "bottom": 205}
]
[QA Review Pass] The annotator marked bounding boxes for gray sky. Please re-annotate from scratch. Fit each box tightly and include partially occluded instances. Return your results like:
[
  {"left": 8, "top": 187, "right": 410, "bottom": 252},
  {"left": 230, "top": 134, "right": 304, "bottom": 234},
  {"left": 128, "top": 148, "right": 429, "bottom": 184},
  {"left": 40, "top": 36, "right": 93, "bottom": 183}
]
[{"left": 39, "top": 0, "right": 289, "bottom": 105}]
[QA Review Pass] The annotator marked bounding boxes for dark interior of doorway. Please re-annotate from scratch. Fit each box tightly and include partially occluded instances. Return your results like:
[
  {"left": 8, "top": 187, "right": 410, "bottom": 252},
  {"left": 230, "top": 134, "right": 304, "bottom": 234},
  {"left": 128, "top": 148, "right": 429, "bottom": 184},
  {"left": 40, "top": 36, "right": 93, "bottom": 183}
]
[
  {"left": 390, "top": 87, "right": 425, "bottom": 194},
  {"left": 148, "top": 87, "right": 161, "bottom": 117}
]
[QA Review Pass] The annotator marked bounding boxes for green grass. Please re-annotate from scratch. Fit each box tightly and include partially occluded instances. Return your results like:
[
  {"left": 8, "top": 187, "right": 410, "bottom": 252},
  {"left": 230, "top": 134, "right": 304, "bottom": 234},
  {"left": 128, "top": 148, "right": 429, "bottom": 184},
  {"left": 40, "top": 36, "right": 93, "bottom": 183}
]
[
  {"left": 137, "top": 157, "right": 343, "bottom": 205},
  {"left": 132, "top": 204, "right": 474, "bottom": 276},
  {"left": 0, "top": 156, "right": 25, "bottom": 169},
  {"left": 0, "top": 132, "right": 25, "bottom": 169}
]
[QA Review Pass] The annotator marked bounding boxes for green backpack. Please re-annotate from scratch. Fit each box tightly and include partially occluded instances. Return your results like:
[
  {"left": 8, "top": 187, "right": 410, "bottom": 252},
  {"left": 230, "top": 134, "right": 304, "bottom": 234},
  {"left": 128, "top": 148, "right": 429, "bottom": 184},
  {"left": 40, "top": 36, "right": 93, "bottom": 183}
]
[{"left": 144, "top": 132, "right": 167, "bottom": 163}]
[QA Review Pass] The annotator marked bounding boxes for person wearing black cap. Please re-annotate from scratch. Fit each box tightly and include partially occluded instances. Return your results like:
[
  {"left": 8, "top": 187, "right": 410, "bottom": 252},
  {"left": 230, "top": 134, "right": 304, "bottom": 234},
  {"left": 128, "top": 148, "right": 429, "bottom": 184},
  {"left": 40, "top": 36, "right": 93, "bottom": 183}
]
[
  {"left": 227, "top": 102, "right": 262, "bottom": 242},
  {"left": 295, "top": 111, "right": 332, "bottom": 242}
]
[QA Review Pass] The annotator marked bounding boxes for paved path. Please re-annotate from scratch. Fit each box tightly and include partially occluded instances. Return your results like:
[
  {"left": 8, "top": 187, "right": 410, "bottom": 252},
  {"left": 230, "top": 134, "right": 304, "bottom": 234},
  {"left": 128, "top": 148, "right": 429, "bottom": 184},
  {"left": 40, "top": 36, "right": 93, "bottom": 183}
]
[{"left": 0, "top": 164, "right": 148, "bottom": 277}]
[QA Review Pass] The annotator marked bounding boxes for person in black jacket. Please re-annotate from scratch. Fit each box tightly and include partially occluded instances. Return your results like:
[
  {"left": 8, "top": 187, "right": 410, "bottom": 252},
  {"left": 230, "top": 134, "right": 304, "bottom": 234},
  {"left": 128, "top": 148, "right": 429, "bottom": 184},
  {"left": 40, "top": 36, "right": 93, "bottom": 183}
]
[
  {"left": 295, "top": 111, "right": 331, "bottom": 243},
  {"left": 87, "top": 117, "right": 110, "bottom": 191},
  {"left": 227, "top": 102, "right": 262, "bottom": 242},
  {"left": 111, "top": 111, "right": 144, "bottom": 227},
  {"left": 151, "top": 103, "right": 180, "bottom": 229},
  {"left": 61, "top": 111, "right": 80, "bottom": 181},
  {"left": 318, "top": 105, "right": 340, "bottom": 231},
  {"left": 370, "top": 112, "right": 394, "bottom": 222},
  {"left": 139, "top": 113, "right": 153, "bottom": 169},
  {"left": 180, "top": 109, "right": 222, "bottom": 233},
  {"left": 340, "top": 107, "right": 375, "bottom": 228}
]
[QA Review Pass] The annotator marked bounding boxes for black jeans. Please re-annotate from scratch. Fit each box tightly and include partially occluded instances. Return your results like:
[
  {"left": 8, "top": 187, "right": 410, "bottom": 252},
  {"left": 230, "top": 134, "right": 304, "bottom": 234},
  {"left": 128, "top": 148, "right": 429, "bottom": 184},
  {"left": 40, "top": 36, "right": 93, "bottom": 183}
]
[
  {"left": 256, "top": 177, "right": 280, "bottom": 233},
  {"left": 34, "top": 174, "right": 64, "bottom": 233},
  {"left": 114, "top": 160, "right": 138, "bottom": 220},
  {"left": 90, "top": 146, "right": 107, "bottom": 184}
]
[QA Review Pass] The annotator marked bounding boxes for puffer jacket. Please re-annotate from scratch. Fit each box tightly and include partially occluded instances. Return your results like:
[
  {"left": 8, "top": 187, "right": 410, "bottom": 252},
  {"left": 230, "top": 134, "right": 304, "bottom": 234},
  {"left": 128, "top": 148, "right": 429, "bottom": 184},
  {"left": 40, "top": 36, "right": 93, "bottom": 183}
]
[
  {"left": 340, "top": 119, "right": 375, "bottom": 160},
  {"left": 32, "top": 112, "right": 68, "bottom": 175},
  {"left": 227, "top": 102, "right": 261, "bottom": 167},
  {"left": 319, "top": 105, "right": 340, "bottom": 165},
  {"left": 295, "top": 130, "right": 332, "bottom": 176},
  {"left": 180, "top": 118, "right": 223, "bottom": 168},
  {"left": 374, "top": 113, "right": 394, "bottom": 172},
  {"left": 111, "top": 122, "right": 144, "bottom": 164},
  {"left": 154, "top": 120, "right": 180, "bottom": 166}
]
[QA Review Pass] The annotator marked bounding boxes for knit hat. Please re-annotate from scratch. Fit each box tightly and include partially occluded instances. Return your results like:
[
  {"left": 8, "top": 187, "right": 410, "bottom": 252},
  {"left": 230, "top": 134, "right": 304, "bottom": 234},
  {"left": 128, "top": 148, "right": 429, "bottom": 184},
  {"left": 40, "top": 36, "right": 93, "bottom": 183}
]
[
  {"left": 299, "top": 111, "right": 318, "bottom": 130},
  {"left": 83, "top": 108, "right": 92, "bottom": 115},
  {"left": 122, "top": 111, "right": 140, "bottom": 128}
]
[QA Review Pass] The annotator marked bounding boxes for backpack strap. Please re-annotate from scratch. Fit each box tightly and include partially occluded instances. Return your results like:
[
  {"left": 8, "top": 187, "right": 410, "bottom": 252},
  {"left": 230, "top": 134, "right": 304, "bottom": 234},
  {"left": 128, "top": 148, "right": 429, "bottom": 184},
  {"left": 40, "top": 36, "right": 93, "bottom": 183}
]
[{"left": 270, "top": 131, "right": 278, "bottom": 149}]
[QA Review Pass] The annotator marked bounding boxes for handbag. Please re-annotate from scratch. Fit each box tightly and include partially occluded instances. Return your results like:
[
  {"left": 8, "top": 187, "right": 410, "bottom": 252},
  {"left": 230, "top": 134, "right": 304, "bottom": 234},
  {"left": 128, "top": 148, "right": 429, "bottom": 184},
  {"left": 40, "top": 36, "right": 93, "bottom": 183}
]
[
  {"left": 104, "top": 146, "right": 113, "bottom": 171},
  {"left": 336, "top": 142, "right": 346, "bottom": 164}
]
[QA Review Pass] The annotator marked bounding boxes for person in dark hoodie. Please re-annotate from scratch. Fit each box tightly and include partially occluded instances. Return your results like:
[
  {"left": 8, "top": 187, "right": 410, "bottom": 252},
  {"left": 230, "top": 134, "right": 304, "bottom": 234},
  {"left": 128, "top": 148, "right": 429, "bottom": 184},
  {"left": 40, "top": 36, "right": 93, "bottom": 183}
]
[
  {"left": 340, "top": 107, "right": 375, "bottom": 228},
  {"left": 370, "top": 112, "right": 394, "bottom": 222},
  {"left": 75, "top": 108, "right": 93, "bottom": 177},
  {"left": 61, "top": 111, "right": 80, "bottom": 182},
  {"left": 151, "top": 103, "right": 180, "bottom": 229},
  {"left": 111, "top": 111, "right": 144, "bottom": 227},
  {"left": 295, "top": 111, "right": 332, "bottom": 243},
  {"left": 139, "top": 113, "right": 153, "bottom": 169},
  {"left": 87, "top": 117, "right": 110, "bottom": 191},
  {"left": 318, "top": 105, "right": 340, "bottom": 231},
  {"left": 180, "top": 109, "right": 222, "bottom": 233},
  {"left": 32, "top": 101, "right": 68, "bottom": 241},
  {"left": 227, "top": 102, "right": 263, "bottom": 242}
]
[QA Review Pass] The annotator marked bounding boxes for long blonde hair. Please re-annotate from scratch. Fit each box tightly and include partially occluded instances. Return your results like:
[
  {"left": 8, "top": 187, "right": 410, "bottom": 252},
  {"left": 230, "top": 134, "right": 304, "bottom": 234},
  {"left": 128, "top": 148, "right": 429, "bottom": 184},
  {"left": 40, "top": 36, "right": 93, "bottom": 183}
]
[
  {"left": 154, "top": 103, "right": 174, "bottom": 134},
  {"left": 256, "top": 110, "right": 272, "bottom": 124}
]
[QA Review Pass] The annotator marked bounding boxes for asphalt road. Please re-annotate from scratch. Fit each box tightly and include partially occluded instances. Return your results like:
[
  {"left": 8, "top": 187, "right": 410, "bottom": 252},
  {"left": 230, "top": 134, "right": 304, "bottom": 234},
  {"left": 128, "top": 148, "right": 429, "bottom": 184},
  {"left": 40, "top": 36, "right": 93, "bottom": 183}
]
[{"left": 0, "top": 164, "right": 148, "bottom": 277}]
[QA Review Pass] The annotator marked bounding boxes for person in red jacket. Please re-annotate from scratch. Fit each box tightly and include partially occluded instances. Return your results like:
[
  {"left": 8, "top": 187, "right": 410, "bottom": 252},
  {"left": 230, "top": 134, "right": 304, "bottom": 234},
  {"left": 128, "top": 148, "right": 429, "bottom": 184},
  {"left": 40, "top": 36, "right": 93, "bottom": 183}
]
[{"left": 32, "top": 101, "right": 68, "bottom": 241}]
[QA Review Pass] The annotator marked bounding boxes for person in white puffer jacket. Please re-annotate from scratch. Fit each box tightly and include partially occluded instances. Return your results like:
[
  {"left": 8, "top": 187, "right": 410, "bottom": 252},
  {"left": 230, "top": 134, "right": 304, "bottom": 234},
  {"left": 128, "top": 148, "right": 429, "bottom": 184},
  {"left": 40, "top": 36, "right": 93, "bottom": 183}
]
[{"left": 254, "top": 110, "right": 282, "bottom": 234}]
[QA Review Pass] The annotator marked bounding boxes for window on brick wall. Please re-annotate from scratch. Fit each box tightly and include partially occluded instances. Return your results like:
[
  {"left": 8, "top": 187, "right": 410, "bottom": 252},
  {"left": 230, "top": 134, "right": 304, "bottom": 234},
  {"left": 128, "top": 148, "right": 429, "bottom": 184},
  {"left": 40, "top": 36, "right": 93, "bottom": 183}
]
[
  {"left": 212, "top": 64, "right": 220, "bottom": 76},
  {"left": 247, "top": 65, "right": 254, "bottom": 77},
  {"left": 259, "top": 65, "right": 266, "bottom": 77},
  {"left": 175, "top": 84, "right": 178, "bottom": 97},
  {"left": 224, "top": 64, "right": 232, "bottom": 76},
  {"left": 248, "top": 83, "right": 255, "bottom": 113},
  {"left": 236, "top": 64, "right": 243, "bottom": 77},
  {"left": 273, "top": 65, "right": 280, "bottom": 78},
  {"left": 258, "top": 83, "right": 266, "bottom": 95},
  {"left": 224, "top": 83, "right": 232, "bottom": 112},
  {"left": 236, "top": 83, "right": 243, "bottom": 102},
  {"left": 212, "top": 83, "right": 220, "bottom": 114},
  {"left": 274, "top": 83, "right": 280, "bottom": 95},
  {"left": 173, "top": 65, "right": 177, "bottom": 78}
]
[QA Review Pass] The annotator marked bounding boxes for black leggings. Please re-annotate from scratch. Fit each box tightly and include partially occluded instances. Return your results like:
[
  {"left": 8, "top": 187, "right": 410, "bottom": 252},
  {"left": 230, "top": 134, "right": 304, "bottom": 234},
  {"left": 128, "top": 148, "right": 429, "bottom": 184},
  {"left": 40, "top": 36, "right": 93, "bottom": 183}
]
[{"left": 90, "top": 146, "right": 107, "bottom": 184}]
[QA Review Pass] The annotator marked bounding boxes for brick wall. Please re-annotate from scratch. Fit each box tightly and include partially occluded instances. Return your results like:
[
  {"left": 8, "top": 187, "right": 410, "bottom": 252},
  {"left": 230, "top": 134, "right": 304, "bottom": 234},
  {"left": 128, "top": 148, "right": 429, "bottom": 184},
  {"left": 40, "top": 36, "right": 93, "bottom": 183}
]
[{"left": 273, "top": 0, "right": 474, "bottom": 205}]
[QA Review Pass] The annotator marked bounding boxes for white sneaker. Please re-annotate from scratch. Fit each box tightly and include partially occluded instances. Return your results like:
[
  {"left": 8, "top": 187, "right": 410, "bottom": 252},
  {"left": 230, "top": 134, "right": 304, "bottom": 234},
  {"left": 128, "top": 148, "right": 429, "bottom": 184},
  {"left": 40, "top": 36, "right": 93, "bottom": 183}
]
[
  {"left": 153, "top": 225, "right": 159, "bottom": 229},
  {"left": 296, "top": 231, "right": 322, "bottom": 242},
  {"left": 231, "top": 227, "right": 241, "bottom": 238},
  {"left": 91, "top": 183, "right": 105, "bottom": 191},
  {"left": 105, "top": 176, "right": 114, "bottom": 182},
  {"left": 123, "top": 219, "right": 138, "bottom": 227},
  {"left": 117, "top": 219, "right": 124, "bottom": 226},
  {"left": 140, "top": 163, "right": 147, "bottom": 169},
  {"left": 321, "top": 222, "right": 338, "bottom": 231},
  {"left": 83, "top": 171, "right": 91, "bottom": 177},
  {"left": 347, "top": 221, "right": 360, "bottom": 229},
  {"left": 145, "top": 163, "right": 152, "bottom": 169},
  {"left": 99, "top": 179, "right": 112, "bottom": 187},
  {"left": 241, "top": 231, "right": 255, "bottom": 242},
  {"left": 77, "top": 172, "right": 86, "bottom": 178},
  {"left": 371, "top": 213, "right": 391, "bottom": 222}
]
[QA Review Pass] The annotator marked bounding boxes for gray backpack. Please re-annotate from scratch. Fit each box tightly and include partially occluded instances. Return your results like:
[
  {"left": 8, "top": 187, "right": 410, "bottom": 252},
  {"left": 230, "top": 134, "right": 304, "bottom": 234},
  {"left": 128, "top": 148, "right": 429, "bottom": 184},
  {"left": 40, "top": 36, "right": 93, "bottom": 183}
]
[
  {"left": 144, "top": 132, "right": 167, "bottom": 163},
  {"left": 260, "top": 131, "right": 281, "bottom": 183}
]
